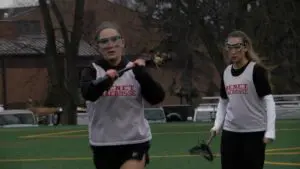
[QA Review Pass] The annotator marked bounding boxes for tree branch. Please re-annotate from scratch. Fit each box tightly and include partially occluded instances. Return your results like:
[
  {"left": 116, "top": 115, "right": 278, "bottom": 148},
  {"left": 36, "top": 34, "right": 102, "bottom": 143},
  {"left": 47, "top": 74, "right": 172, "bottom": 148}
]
[
  {"left": 38, "top": 0, "right": 60, "bottom": 86},
  {"left": 50, "top": 0, "right": 70, "bottom": 46}
]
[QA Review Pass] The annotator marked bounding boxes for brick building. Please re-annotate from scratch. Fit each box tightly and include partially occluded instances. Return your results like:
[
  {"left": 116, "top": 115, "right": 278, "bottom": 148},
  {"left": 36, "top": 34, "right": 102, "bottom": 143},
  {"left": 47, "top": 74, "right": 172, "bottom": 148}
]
[
  {"left": 0, "top": 34, "right": 99, "bottom": 108},
  {"left": 0, "top": 1, "right": 221, "bottom": 108},
  {"left": 0, "top": 0, "right": 162, "bottom": 108}
]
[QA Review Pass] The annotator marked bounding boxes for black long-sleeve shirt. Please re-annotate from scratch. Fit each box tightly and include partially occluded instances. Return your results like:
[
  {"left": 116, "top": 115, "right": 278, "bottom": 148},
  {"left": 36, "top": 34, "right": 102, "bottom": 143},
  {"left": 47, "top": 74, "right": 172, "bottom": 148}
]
[{"left": 80, "top": 57, "right": 165, "bottom": 105}]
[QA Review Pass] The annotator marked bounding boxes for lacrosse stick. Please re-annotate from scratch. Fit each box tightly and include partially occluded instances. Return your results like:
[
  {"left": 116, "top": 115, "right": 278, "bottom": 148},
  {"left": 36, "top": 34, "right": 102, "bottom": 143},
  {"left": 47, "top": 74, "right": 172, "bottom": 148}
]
[
  {"left": 92, "top": 66, "right": 133, "bottom": 85},
  {"left": 189, "top": 131, "right": 216, "bottom": 161}
]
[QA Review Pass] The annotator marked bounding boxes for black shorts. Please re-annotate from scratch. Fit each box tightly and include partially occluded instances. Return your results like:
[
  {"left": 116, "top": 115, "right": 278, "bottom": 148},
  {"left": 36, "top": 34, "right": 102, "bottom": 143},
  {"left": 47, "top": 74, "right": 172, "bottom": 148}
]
[
  {"left": 220, "top": 130, "right": 266, "bottom": 169},
  {"left": 90, "top": 141, "right": 151, "bottom": 169}
]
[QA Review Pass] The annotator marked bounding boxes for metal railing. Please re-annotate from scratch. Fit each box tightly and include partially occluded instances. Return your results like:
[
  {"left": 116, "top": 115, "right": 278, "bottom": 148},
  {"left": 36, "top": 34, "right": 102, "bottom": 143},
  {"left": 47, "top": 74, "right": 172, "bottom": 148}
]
[{"left": 194, "top": 94, "right": 300, "bottom": 122}]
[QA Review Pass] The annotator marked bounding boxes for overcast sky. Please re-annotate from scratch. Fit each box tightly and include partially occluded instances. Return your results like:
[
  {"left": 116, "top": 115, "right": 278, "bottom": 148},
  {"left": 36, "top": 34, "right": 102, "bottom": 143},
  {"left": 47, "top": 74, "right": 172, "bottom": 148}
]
[
  {"left": 0, "top": 0, "right": 14, "bottom": 8},
  {"left": 0, "top": 0, "right": 39, "bottom": 8},
  {"left": 0, "top": 0, "right": 138, "bottom": 9}
]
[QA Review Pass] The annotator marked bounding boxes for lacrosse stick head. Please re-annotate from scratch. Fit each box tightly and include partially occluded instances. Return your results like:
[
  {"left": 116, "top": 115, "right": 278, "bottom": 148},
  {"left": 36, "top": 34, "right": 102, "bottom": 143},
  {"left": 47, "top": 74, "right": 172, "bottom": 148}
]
[
  {"left": 189, "top": 133, "right": 215, "bottom": 161},
  {"left": 189, "top": 140, "right": 214, "bottom": 161}
]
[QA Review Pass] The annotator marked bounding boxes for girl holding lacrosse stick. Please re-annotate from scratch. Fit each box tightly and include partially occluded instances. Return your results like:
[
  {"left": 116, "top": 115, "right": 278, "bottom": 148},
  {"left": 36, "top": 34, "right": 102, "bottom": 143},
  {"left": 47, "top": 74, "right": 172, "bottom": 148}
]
[
  {"left": 80, "top": 21, "right": 165, "bottom": 169},
  {"left": 211, "top": 30, "right": 276, "bottom": 169}
]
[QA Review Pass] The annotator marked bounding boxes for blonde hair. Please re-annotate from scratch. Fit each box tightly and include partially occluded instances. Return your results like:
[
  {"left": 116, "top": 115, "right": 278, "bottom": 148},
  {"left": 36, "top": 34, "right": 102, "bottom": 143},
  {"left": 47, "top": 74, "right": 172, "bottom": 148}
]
[
  {"left": 227, "top": 30, "right": 265, "bottom": 68},
  {"left": 95, "top": 21, "right": 122, "bottom": 40},
  {"left": 227, "top": 30, "right": 273, "bottom": 88}
]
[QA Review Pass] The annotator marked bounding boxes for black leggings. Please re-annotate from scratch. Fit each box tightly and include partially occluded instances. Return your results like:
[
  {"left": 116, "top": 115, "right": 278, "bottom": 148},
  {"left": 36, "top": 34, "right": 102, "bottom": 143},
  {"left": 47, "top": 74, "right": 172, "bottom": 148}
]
[{"left": 221, "top": 130, "right": 266, "bottom": 169}]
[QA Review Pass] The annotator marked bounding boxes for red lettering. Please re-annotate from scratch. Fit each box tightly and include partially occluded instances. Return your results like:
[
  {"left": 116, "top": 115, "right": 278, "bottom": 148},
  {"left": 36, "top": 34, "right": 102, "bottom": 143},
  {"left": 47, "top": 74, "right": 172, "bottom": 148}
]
[
  {"left": 101, "top": 85, "right": 137, "bottom": 97},
  {"left": 225, "top": 84, "right": 248, "bottom": 95}
]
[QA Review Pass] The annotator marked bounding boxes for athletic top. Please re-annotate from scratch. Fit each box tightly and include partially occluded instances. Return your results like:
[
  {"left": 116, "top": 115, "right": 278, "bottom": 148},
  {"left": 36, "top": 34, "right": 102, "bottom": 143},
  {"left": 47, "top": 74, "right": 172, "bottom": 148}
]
[
  {"left": 220, "top": 61, "right": 272, "bottom": 132},
  {"left": 80, "top": 57, "right": 165, "bottom": 146}
]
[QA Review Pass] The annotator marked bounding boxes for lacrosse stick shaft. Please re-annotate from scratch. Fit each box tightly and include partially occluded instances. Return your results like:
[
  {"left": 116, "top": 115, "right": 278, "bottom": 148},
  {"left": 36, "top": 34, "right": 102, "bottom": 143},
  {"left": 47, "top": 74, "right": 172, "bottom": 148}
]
[
  {"left": 92, "top": 66, "right": 133, "bottom": 85},
  {"left": 206, "top": 132, "right": 216, "bottom": 145}
]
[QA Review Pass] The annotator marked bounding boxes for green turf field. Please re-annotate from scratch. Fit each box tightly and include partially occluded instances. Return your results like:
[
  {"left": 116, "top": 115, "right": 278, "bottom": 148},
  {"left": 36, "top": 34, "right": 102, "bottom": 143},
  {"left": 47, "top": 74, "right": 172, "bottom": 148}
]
[{"left": 1, "top": 120, "right": 300, "bottom": 169}]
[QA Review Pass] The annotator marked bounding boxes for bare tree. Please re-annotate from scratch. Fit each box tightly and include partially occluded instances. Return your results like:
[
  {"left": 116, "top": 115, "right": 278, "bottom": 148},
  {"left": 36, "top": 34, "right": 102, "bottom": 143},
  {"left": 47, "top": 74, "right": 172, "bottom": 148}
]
[
  {"left": 38, "top": 0, "right": 85, "bottom": 124},
  {"left": 12, "top": 0, "right": 85, "bottom": 124},
  {"left": 136, "top": 0, "right": 300, "bottom": 95}
]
